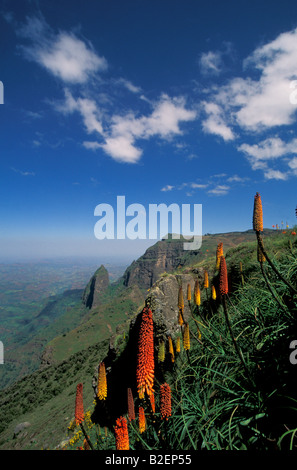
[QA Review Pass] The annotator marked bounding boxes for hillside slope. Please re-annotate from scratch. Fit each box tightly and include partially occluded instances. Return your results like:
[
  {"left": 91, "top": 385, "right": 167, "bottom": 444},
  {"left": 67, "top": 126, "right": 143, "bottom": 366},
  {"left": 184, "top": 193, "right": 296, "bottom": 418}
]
[{"left": 0, "top": 227, "right": 296, "bottom": 450}]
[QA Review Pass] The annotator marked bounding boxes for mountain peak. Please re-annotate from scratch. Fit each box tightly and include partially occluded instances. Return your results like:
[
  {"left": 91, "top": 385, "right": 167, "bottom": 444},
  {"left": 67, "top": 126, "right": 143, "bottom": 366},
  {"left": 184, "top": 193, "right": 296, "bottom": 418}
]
[{"left": 82, "top": 264, "right": 109, "bottom": 309}]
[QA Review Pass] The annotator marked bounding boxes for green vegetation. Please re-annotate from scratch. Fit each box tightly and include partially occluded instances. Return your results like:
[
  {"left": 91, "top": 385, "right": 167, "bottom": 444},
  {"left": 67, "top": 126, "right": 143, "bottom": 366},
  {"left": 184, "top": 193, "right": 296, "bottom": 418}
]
[
  {"left": 62, "top": 228, "right": 297, "bottom": 451},
  {"left": 1, "top": 222, "right": 297, "bottom": 451}
]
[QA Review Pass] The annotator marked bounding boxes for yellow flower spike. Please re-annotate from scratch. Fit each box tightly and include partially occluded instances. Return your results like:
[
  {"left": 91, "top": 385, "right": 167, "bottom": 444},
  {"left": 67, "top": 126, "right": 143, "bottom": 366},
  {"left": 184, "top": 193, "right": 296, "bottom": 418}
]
[
  {"left": 176, "top": 336, "right": 181, "bottom": 353},
  {"left": 178, "top": 286, "right": 184, "bottom": 311},
  {"left": 204, "top": 271, "right": 209, "bottom": 289},
  {"left": 194, "top": 280, "right": 201, "bottom": 306},
  {"left": 158, "top": 340, "right": 165, "bottom": 362},
  {"left": 187, "top": 283, "right": 191, "bottom": 301},
  {"left": 211, "top": 285, "right": 216, "bottom": 300},
  {"left": 183, "top": 323, "right": 190, "bottom": 351},
  {"left": 168, "top": 336, "right": 175, "bottom": 362},
  {"left": 216, "top": 243, "right": 224, "bottom": 270},
  {"left": 178, "top": 309, "right": 184, "bottom": 326},
  {"left": 97, "top": 362, "right": 107, "bottom": 400}
]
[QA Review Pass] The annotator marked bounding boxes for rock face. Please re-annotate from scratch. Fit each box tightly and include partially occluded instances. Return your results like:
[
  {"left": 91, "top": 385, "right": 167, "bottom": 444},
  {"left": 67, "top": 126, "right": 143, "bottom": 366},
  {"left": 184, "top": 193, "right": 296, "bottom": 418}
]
[
  {"left": 146, "top": 272, "right": 200, "bottom": 337},
  {"left": 82, "top": 265, "right": 109, "bottom": 309},
  {"left": 122, "top": 238, "right": 189, "bottom": 290}
]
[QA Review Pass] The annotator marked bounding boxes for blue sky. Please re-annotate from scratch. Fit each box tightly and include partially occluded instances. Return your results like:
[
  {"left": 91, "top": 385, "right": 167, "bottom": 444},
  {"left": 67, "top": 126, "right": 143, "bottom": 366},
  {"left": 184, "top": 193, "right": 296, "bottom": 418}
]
[{"left": 1, "top": 0, "right": 297, "bottom": 262}]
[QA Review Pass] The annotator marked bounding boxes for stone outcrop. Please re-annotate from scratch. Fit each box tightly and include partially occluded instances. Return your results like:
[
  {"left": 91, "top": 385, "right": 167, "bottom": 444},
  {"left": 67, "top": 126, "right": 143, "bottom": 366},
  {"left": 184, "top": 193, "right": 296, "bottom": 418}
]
[
  {"left": 82, "top": 265, "right": 109, "bottom": 309},
  {"left": 146, "top": 271, "right": 201, "bottom": 337},
  {"left": 122, "top": 237, "right": 193, "bottom": 290}
]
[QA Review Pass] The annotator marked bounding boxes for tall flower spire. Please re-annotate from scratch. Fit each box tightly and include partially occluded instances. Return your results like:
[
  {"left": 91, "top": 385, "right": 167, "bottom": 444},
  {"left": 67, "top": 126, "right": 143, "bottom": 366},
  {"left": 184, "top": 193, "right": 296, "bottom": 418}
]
[
  {"left": 187, "top": 283, "right": 191, "bottom": 301},
  {"left": 138, "top": 407, "right": 146, "bottom": 433},
  {"left": 183, "top": 323, "right": 190, "bottom": 351},
  {"left": 216, "top": 243, "right": 224, "bottom": 270},
  {"left": 168, "top": 336, "right": 175, "bottom": 363},
  {"left": 75, "top": 383, "right": 84, "bottom": 425},
  {"left": 204, "top": 270, "right": 209, "bottom": 289},
  {"left": 178, "top": 286, "right": 184, "bottom": 325},
  {"left": 127, "top": 388, "right": 135, "bottom": 421},
  {"left": 97, "top": 362, "right": 107, "bottom": 400},
  {"left": 160, "top": 383, "right": 172, "bottom": 421},
  {"left": 194, "top": 280, "right": 201, "bottom": 306},
  {"left": 253, "top": 192, "right": 263, "bottom": 232},
  {"left": 219, "top": 256, "right": 228, "bottom": 296},
  {"left": 115, "top": 416, "right": 129, "bottom": 450},
  {"left": 136, "top": 307, "right": 155, "bottom": 399}
]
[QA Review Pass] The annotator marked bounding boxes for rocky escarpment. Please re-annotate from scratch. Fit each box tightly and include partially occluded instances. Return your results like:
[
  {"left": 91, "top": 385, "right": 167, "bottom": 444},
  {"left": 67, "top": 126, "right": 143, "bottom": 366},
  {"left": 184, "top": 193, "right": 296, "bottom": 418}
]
[
  {"left": 122, "top": 237, "right": 196, "bottom": 290},
  {"left": 82, "top": 265, "right": 109, "bottom": 309}
]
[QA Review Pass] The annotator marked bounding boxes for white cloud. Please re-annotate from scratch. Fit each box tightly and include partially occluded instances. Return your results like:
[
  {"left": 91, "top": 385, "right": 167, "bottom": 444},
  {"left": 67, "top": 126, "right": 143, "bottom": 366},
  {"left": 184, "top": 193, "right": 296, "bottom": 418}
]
[
  {"left": 288, "top": 157, "right": 297, "bottom": 169},
  {"left": 38, "top": 33, "right": 107, "bottom": 83},
  {"left": 238, "top": 137, "right": 297, "bottom": 171},
  {"left": 264, "top": 169, "right": 288, "bottom": 180},
  {"left": 11, "top": 167, "right": 35, "bottom": 176},
  {"left": 18, "top": 16, "right": 107, "bottom": 84},
  {"left": 161, "top": 185, "right": 175, "bottom": 192},
  {"left": 208, "top": 185, "right": 230, "bottom": 196},
  {"left": 54, "top": 89, "right": 196, "bottom": 163},
  {"left": 203, "top": 28, "right": 297, "bottom": 135},
  {"left": 82, "top": 141, "right": 101, "bottom": 151},
  {"left": 199, "top": 42, "right": 234, "bottom": 76},
  {"left": 101, "top": 136, "right": 142, "bottom": 163},
  {"left": 226, "top": 175, "right": 248, "bottom": 183},
  {"left": 57, "top": 89, "right": 104, "bottom": 135},
  {"left": 16, "top": 16, "right": 197, "bottom": 164},
  {"left": 115, "top": 78, "right": 142, "bottom": 94},
  {"left": 98, "top": 94, "right": 196, "bottom": 163},
  {"left": 199, "top": 28, "right": 297, "bottom": 180},
  {"left": 189, "top": 182, "right": 208, "bottom": 189},
  {"left": 199, "top": 51, "right": 222, "bottom": 75},
  {"left": 202, "top": 101, "right": 235, "bottom": 141}
]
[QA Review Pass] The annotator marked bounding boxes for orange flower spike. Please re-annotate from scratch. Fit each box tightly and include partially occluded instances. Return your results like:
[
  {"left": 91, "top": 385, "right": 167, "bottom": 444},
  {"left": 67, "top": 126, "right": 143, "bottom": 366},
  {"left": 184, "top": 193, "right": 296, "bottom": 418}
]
[
  {"left": 211, "top": 285, "right": 217, "bottom": 300},
  {"left": 204, "top": 271, "right": 209, "bottom": 289},
  {"left": 216, "top": 243, "right": 224, "bottom": 270},
  {"left": 178, "top": 286, "right": 184, "bottom": 325},
  {"left": 183, "top": 323, "right": 190, "bottom": 351},
  {"left": 97, "top": 362, "right": 107, "bottom": 400},
  {"left": 160, "top": 383, "right": 172, "bottom": 421},
  {"left": 75, "top": 383, "right": 84, "bottom": 425},
  {"left": 187, "top": 283, "right": 191, "bottom": 301},
  {"left": 253, "top": 192, "right": 263, "bottom": 232},
  {"left": 138, "top": 407, "right": 146, "bottom": 433},
  {"left": 158, "top": 341, "right": 165, "bottom": 363},
  {"left": 149, "top": 392, "right": 156, "bottom": 413},
  {"left": 168, "top": 336, "right": 175, "bottom": 362},
  {"left": 176, "top": 336, "right": 181, "bottom": 353},
  {"left": 219, "top": 256, "right": 228, "bottom": 296},
  {"left": 127, "top": 388, "right": 135, "bottom": 421},
  {"left": 115, "top": 416, "right": 129, "bottom": 450},
  {"left": 194, "top": 280, "right": 201, "bottom": 306},
  {"left": 178, "top": 286, "right": 184, "bottom": 312},
  {"left": 136, "top": 307, "right": 155, "bottom": 399}
]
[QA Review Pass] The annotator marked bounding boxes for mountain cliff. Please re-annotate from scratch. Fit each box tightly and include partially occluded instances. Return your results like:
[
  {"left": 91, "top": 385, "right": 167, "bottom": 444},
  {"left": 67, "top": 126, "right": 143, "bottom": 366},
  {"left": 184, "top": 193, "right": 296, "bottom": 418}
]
[
  {"left": 82, "top": 265, "right": 109, "bottom": 309},
  {"left": 0, "top": 227, "right": 289, "bottom": 449},
  {"left": 121, "top": 237, "right": 195, "bottom": 290}
]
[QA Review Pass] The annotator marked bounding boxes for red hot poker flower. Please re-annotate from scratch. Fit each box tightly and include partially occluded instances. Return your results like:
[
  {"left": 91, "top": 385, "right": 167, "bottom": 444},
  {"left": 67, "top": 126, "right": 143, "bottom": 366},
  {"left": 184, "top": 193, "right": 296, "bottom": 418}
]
[
  {"left": 115, "top": 416, "right": 129, "bottom": 450},
  {"left": 75, "top": 383, "right": 84, "bottom": 425},
  {"left": 138, "top": 406, "right": 146, "bottom": 433},
  {"left": 253, "top": 192, "right": 263, "bottom": 232},
  {"left": 136, "top": 307, "right": 155, "bottom": 399},
  {"left": 219, "top": 255, "right": 228, "bottom": 296},
  {"left": 127, "top": 388, "right": 135, "bottom": 421},
  {"left": 160, "top": 383, "right": 172, "bottom": 421}
]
